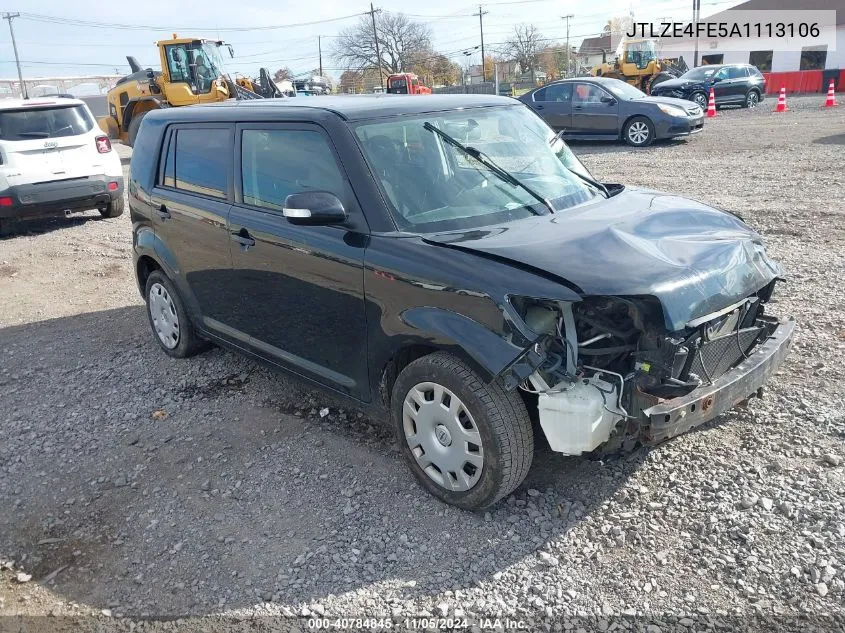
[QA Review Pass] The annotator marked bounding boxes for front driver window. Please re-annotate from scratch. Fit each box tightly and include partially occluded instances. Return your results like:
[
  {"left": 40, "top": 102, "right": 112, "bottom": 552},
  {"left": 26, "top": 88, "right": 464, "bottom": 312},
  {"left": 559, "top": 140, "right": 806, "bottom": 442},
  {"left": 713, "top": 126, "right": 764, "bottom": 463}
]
[
  {"left": 241, "top": 129, "right": 346, "bottom": 212},
  {"left": 573, "top": 84, "right": 606, "bottom": 105}
]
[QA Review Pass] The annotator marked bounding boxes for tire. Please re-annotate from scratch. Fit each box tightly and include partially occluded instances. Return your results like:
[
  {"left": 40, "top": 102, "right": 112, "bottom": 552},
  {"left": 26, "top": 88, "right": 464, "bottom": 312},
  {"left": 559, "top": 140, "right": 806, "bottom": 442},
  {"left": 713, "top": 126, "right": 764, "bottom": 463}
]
[
  {"left": 744, "top": 90, "right": 760, "bottom": 108},
  {"left": 391, "top": 352, "right": 534, "bottom": 510},
  {"left": 0, "top": 218, "right": 15, "bottom": 238},
  {"left": 623, "top": 116, "right": 655, "bottom": 147},
  {"left": 692, "top": 91, "right": 708, "bottom": 109},
  {"left": 99, "top": 196, "right": 124, "bottom": 218},
  {"left": 144, "top": 270, "right": 210, "bottom": 358},
  {"left": 127, "top": 110, "right": 149, "bottom": 148}
]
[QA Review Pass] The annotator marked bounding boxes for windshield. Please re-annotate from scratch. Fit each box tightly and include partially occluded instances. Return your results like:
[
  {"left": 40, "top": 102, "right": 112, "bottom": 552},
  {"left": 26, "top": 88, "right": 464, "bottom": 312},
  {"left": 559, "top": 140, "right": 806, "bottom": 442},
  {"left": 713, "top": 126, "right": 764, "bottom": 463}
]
[
  {"left": 682, "top": 66, "right": 719, "bottom": 81},
  {"left": 387, "top": 76, "right": 408, "bottom": 94},
  {"left": 354, "top": 105, "right": 598, "bottom": 233},
  {"left": 0, "top": 105, "right": 93, "bottom": 140},
  {"left": 624, "top": 40, "right": 657, "bottom": 65},
  {"left": 604, "top": 80, "right": 646, "bottom": 99}
]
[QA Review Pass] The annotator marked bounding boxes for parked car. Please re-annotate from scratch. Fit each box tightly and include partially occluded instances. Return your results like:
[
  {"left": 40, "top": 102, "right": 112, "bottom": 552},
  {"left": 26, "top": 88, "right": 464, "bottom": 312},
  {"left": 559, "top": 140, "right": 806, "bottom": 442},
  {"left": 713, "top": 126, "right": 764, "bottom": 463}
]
[
  {"left": 129, "top": 95, "right": 793, "bottom": 510},
  {"left": 518, "top": 77, "right": 704, "bottom": 147},
  {"left": 650, "top": 64, "right": 766, "bottom": 110},
  {"left": 0, "top": 97, "right": 124, "bottom": 236}
]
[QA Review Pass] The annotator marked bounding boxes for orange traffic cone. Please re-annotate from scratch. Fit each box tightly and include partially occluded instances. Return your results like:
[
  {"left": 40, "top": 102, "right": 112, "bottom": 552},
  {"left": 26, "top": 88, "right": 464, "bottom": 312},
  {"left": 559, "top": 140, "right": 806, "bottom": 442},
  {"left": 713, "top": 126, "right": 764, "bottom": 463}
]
[
  {"left": 774, "top": 86, "right": 789, "bottom": 112},
  {"left": 822, "top": 79, "right": 838, "bottom": 107},
  {"left": 706, "top": 87, "right": 717, "bottom": 117}
]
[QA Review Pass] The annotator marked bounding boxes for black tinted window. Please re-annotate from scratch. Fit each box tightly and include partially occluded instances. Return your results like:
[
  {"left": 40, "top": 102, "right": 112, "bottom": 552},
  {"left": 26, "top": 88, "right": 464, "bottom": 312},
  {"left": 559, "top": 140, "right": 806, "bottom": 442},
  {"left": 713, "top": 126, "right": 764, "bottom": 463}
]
[
  {"left": 173, "top": 128, "right": 229, "bottom": 199},
  {"left": 0, "top": 105, "right": 93, "bottom": 141},
  {"left": 727, "top": 66, "right": 746, "bottom": 79},
  {"left": 543, "top": 83, "right": 571, "bottom": 102},
  {"left": 241, "top": 129, "right": 344, "bottom": 211}
]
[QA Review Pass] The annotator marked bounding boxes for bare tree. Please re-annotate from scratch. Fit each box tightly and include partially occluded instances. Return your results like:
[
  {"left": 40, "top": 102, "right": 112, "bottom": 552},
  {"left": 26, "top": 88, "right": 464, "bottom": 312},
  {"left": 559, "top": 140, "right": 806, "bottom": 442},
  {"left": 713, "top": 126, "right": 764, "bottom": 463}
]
[
  {"left": 500, "top": 24, "right": 544, "bottom": 75},
  {"left": 333, "top": 12, "right": 432, "bottom": 75},
  {"left": 273, "top": 67, "right": 293, "bottom": 82}
]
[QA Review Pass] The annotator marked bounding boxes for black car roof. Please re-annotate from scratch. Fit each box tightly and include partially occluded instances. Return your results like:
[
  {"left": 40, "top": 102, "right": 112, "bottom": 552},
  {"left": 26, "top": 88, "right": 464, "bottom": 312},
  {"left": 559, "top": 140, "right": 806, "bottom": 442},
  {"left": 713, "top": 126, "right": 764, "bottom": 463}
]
[{"left": 148, "top": 94, "right": 521, "bottom": 123}]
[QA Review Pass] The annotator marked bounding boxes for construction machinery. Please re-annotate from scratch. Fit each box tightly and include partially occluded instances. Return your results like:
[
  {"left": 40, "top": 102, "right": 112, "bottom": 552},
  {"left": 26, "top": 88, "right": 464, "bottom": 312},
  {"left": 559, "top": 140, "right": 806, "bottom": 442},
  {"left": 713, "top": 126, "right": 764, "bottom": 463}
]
[
  {"left": 99, "top": 34, "right": 279, "bottom": 146},
  {"left": 592, "top": 39, "right": 687, "bottom": 93}
]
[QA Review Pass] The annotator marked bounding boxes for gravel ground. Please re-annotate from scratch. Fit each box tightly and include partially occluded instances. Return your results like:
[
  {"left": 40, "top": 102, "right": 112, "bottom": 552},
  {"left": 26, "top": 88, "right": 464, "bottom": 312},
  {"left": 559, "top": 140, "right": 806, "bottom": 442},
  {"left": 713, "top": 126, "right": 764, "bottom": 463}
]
[{"left": 1, "top": 96, "right": 844, "bottom": 632}]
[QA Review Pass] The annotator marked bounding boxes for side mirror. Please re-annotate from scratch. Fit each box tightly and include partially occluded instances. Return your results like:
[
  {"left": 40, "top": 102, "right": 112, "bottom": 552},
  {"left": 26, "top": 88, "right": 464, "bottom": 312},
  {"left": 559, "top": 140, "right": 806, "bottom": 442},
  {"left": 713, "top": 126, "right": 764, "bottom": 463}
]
[
  {"left": 600, "top": 95, "right": 617, "bottom": 105},
  {"left": 283, "top": 191, "right": 347, "bottom": 225},
  {"left": 227, "top": 44, "right": 235, "bottom": 58}
]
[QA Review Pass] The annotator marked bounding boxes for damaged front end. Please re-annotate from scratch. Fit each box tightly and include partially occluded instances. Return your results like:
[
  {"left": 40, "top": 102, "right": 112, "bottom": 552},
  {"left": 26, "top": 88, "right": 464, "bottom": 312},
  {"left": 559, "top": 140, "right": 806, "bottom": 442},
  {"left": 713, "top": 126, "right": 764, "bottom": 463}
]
[{"left": 505, "top": 281, "right": 794, "bottom": 455}]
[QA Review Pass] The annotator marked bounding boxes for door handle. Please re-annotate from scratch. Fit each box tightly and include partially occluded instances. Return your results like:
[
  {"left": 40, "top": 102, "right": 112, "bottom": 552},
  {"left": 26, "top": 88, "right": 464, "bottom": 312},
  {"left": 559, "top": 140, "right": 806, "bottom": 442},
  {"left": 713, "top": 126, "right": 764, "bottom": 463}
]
[
  {"left": 156, "top": 204, "right": 171, "bottom": 220},
  {"left": 231, "top": 231, "right": 256, "bottom": 251},
  {"left": 534, "top": 104, "right": 544, "bottom": 110},
  {"left": 573, "top": 105, "right": 584, "bottom": 110}
]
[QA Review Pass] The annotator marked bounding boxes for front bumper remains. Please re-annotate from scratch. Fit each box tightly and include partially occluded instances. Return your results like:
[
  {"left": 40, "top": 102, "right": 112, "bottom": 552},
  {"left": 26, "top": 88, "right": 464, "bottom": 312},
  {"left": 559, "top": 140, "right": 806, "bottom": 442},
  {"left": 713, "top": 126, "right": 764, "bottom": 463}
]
[{"left": 643, "top": 317, "right": 795, "bottom": 443}]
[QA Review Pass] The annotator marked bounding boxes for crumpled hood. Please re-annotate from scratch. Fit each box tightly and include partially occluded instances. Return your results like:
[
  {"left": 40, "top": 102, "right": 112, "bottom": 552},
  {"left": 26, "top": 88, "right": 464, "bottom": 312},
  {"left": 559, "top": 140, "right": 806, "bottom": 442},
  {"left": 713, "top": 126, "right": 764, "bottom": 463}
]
[
  {"left": 423, "top": 188, "right": 782, "bottom": 331},
  {"left": 653, "top": 77, "right": 700, "bottom": 91}
]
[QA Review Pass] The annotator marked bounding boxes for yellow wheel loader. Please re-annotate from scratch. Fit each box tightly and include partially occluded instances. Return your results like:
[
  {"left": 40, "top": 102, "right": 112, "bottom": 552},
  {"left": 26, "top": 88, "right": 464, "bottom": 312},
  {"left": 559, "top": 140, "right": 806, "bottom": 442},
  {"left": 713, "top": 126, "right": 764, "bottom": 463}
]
[
  {"left": 592, "top": 39, "right": 687, "bottom": 94},
  {"left": 99, "top": 35, "right": 277, "bottom": 147}
]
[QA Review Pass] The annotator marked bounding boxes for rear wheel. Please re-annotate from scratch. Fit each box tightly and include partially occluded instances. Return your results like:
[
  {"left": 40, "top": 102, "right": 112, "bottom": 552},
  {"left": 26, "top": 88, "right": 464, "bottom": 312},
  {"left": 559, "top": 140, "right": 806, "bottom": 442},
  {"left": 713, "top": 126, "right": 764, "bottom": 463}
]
[
  {"left": 391, "top": 352, "right": 534, "bottom": 510},
  {"left": 623, "top": 116, "right": 655, "bottom": 147},
  {"left": 744, "top": 90, "right": 760, "bottom": 108},
  {"left": 99, "top": 196, "right": 124, "bottom": 218},
  {"left": 127, "top": 110, "right": 149, "bottom": 148},
  {"left": 692, "top": 91, "right": 708, "bottom": 109},
  {"left": 0, "top": 218, "right": 16, "bottom": 238},
  {"left": 144, "top": 270, "right": 210, "bottom": 358}
]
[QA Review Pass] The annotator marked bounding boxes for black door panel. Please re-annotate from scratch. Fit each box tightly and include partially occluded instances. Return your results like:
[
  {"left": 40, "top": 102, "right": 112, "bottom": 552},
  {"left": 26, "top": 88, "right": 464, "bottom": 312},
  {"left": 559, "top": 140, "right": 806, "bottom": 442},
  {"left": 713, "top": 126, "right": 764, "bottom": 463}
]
[
  {"left": 152, "top": 125, "right": 236, "bottom": 331},
  {"left": 229, "top": 124, "right": 370, "bottom": 399}
]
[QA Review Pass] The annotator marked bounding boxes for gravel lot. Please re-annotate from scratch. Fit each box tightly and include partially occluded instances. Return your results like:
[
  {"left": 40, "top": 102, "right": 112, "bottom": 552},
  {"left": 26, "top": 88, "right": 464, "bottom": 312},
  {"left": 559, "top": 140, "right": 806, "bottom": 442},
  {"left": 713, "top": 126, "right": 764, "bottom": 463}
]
[{"left": 1, "top": 96, "right": 844, "bottom": 632}]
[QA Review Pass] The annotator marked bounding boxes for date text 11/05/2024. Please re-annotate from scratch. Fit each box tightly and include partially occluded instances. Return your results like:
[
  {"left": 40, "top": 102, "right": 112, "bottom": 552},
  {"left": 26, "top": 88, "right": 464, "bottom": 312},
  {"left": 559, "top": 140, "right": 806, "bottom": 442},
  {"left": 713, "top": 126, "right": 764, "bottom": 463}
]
[{"left": 306, "top": 617, "right": 529, "bottom": 630}]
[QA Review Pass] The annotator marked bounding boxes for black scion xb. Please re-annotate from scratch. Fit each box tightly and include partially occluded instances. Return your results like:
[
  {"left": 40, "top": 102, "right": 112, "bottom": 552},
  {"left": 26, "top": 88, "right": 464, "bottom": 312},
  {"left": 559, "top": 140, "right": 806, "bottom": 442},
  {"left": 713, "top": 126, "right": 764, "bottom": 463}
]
[{"left": 129, "top": 95, "right": 793, "bottom": 510}]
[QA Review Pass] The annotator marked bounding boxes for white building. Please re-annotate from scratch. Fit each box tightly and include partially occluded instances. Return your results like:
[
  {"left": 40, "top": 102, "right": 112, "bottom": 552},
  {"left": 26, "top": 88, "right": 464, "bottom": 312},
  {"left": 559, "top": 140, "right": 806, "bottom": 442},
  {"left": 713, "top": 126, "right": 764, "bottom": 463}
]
[{"left": 657, "top": 0, "right": 844, "bottom": 73}]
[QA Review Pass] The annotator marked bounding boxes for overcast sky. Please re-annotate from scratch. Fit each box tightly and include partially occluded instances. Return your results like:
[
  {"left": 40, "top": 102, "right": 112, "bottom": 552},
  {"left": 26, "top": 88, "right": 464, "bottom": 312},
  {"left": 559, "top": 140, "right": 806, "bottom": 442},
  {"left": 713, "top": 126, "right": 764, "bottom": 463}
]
[{"left": 0, "top": 0, "right": 741, "bottom": 82}]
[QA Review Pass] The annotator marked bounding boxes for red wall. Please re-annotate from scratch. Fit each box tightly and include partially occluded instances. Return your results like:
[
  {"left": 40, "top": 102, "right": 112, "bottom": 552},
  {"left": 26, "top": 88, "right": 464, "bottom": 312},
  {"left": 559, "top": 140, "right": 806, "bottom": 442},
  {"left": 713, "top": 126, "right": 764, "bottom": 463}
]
[{"left": 762, "top": 70, "right": 845, "bottom": 95}]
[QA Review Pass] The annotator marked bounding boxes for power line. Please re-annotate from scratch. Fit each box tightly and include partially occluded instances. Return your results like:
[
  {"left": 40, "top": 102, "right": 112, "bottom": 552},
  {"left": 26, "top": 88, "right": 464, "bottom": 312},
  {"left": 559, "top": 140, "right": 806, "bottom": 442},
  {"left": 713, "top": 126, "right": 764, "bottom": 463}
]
[{"left": 18, "top": 11, "right": 362, "bottom": 32}]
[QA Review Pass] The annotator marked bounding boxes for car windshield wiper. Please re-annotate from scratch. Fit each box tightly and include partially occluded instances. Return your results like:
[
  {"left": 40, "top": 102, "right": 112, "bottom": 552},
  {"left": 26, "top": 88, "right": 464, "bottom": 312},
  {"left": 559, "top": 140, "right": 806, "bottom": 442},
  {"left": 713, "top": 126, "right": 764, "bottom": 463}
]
[
  {"left": 548, "top": 131, "right": 610, "bottom": 198},
  {"left": 564, "top": 164, "right": 610, "bottom": 198},
  {"left": 17, "top": 132, "right": 51, "bottom": 138},
  {"left": 423, "top": 121, "right": 555, "bottom": 215}
]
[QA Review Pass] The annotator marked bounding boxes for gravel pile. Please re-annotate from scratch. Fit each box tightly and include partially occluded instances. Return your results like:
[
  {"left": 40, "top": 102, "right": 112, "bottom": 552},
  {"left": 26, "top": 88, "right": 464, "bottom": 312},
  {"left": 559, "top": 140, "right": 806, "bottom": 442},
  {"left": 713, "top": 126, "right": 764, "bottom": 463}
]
[{"left": 0, "top": 96, "right": 843, "bottom": 631}]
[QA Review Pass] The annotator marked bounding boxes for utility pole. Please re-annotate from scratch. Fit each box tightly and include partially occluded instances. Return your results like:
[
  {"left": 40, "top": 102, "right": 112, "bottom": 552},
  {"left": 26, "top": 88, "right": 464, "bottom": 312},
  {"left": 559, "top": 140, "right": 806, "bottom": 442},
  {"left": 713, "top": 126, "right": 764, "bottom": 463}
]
[
  {"left": 318, "top": 35, "right": 323, "bottom": 77},
  {"left": 561, "top": 14, "right": 574, "bottom": 79},
  {"left": 366, "top": 3, "right": 384, "bottom": 90},
  {"left": 2, "top": 13, "right": 26, "bottom": 99},
  {"left": 473, "top": 5, "right": 488, "bottom": 82},
  {"left": 692, "top": 0, "right": 701, "bottom": 66}
]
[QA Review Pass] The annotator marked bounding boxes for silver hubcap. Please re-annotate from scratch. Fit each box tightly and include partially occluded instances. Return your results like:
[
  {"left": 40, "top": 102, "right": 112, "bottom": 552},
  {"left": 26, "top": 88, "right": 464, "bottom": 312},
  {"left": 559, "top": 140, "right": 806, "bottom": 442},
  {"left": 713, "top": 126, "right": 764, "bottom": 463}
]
[
  {"left": 403, "top": 382, "right": 484, "bottom": 492},
  {"left": 149, "top": 282, "right": 180, "bottom": 349},
  {"left": 747, "top": 93, "right": 758, "bottom": 107},
  {"left": 628, "top": 121, "right": 649, "bottom": 145},
  {"left": 695, "top": 93, "right": 707, "bottom": 108}
]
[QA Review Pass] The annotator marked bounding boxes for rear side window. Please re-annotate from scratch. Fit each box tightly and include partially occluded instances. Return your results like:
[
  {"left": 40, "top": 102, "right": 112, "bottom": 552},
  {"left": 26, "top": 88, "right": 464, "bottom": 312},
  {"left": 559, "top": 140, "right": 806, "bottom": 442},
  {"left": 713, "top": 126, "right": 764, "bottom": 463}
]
[
  {"left": 0, "top": 105, "right": 93, "bottom": 141},
  {"left": 727, "top": 66, "right": 746, "bottom": 79},
  {"left": 166, "top": 128, "right": 229, "bottom": 199},
  {"left": 241, "top": 129, "right": 345, "bottom": 211}
]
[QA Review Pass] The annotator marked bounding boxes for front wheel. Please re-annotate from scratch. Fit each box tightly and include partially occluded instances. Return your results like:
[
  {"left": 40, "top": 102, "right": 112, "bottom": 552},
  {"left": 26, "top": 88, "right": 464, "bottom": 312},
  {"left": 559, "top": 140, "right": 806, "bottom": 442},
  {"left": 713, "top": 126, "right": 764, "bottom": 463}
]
[
  {"left": 623, "top": 116, "right": 655, "bottom": 147},
  {"left": 391, "top": 352, "right": 534, "bottom": 510},
  {"left": 692, "top": 91, "right": 708, "bottom": 109}
]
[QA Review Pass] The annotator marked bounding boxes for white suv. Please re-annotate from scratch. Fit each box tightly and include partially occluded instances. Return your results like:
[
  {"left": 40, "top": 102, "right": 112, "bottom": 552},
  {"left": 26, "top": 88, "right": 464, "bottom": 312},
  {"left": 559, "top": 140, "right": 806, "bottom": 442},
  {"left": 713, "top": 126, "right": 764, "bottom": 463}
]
[{"left": 0, "top": 97, "right": 124, "bottom": 236}]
